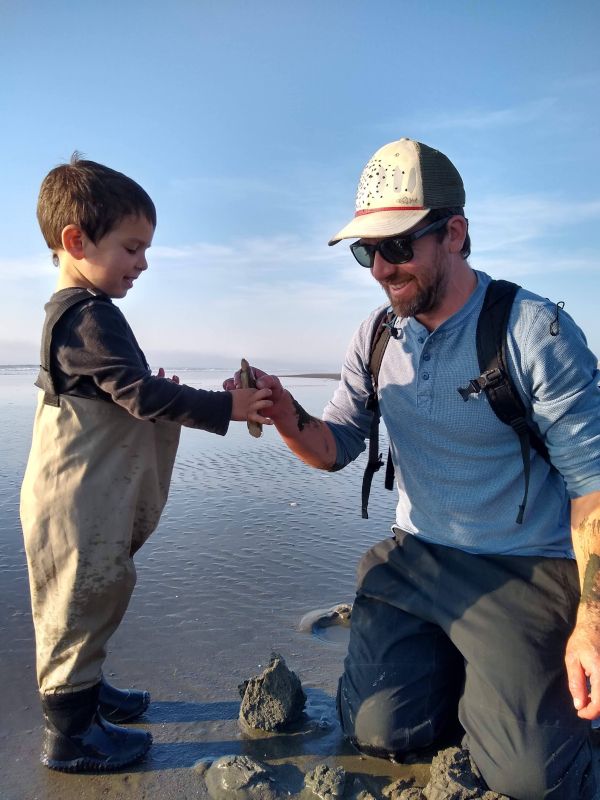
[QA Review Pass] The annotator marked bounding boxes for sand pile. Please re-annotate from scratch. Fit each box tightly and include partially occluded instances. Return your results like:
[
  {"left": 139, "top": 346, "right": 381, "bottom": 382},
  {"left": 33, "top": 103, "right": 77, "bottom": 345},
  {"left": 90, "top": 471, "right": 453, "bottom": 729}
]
[
  {"left": 201, "top": 746, "right": 509, "bottom": 799},
  {"left": 238, "top": 651, "right": 306, "bottom": 731},
  {"left": 202, "top": 654, "right": 509, "bottom": 800},
  {"left": 382, "top": 747, "right": 509, "bottom": 799}
]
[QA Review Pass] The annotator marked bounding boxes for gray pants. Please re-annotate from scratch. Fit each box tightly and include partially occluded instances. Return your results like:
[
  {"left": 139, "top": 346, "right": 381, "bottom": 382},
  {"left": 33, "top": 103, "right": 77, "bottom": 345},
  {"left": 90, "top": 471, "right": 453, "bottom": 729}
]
[{"left": 337, "top": 531, "right": 596, "bottom": 800}]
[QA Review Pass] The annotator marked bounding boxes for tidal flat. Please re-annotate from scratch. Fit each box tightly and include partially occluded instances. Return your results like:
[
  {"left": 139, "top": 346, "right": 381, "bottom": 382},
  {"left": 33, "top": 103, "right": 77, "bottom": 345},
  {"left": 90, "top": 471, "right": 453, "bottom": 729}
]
[
  {"left": 3, "top": 366, "right": 596, "bottom": 799},
  {"left": 1, "top": 367, "right": 420, "bottom": 800}
]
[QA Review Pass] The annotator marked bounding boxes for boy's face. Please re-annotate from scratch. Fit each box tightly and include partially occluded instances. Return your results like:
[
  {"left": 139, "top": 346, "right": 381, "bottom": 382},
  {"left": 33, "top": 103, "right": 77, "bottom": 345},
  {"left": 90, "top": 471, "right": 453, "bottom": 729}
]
[{"left": 65, "top": 215, "right": 155, "bottom": 299}]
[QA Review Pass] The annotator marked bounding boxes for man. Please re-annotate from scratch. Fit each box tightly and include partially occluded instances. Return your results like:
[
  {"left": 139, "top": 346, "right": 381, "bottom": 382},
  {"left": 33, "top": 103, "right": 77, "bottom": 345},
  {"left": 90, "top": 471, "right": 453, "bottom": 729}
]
[{"left": 226, "top": 138, "right": 600, "bottom": 798}]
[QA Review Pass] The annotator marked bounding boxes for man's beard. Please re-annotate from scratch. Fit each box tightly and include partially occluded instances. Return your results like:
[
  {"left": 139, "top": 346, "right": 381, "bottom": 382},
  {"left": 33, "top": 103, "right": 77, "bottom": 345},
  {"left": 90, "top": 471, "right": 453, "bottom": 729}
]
[{"left": 383, "top": 256, "right": 448, "bottom": 319}]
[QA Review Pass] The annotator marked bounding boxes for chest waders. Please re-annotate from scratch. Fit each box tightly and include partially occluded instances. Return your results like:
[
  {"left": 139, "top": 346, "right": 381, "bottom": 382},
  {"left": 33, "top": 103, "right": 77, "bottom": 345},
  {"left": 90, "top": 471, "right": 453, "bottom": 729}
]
[{"left": 20, "top": 291, "right": 180, "bottom": 694}]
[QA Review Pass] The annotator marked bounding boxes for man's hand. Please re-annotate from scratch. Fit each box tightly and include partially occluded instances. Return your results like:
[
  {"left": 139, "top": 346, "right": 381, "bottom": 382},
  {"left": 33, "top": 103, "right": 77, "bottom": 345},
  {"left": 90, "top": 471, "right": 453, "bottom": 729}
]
[
  {"left": 223, "top": 365, "right": 337, "bottom": 469},
  {"left": 568, "top": 491, "right": 600, "bottom": 721},
  {"left": 565, "top": 605, "right": 600, "bottom": 720},
  {"left": 224, "top": 366, "right": 287, "bottom": 419}
]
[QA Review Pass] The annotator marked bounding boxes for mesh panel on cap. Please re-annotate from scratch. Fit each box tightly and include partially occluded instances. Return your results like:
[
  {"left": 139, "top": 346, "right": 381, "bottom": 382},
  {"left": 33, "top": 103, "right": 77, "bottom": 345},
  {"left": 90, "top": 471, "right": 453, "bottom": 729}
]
[{"left": 417, "top": 142, "right": 465, "bottom": 208}]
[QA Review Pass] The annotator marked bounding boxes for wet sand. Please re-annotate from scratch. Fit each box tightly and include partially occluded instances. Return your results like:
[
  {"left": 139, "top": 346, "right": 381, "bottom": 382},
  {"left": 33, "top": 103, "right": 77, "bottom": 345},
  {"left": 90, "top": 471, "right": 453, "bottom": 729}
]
[
  {"left": 1, "top": 369, "right": 418, "bottom": 799},
  {"left": 1, "top": 368, "right": 598, "bottom": 799}
]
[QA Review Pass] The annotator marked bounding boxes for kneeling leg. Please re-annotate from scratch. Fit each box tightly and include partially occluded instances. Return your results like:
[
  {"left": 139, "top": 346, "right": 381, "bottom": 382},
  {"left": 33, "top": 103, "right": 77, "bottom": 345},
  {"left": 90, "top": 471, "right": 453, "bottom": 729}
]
[{"left": 337, "top": 592, "right": 464, "bottom": 759}]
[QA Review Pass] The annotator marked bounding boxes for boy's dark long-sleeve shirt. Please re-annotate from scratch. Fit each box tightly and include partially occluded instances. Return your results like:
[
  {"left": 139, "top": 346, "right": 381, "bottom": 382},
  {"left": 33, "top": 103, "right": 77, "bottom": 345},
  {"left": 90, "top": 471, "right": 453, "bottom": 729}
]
[{"left": 35, "top": 289, "right": 232, "bottom": 435}]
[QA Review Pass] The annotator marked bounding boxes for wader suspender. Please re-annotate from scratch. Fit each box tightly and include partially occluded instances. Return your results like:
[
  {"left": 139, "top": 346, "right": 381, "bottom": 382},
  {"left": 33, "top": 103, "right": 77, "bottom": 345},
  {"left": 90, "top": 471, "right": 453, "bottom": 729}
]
[
  {"left": 457, "top": 279, "right": 550, "bottom": 524},
  {"left": 39, "top": 289, "right": 109, "bottom": 406},
  {"left": 362, "top": 309, "right": 397, "bottom": 519}
]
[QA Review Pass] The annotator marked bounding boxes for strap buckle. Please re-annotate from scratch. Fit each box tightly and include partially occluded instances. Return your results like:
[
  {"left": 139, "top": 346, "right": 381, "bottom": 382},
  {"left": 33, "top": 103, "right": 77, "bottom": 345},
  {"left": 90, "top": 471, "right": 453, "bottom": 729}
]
[{"left": 457, "top": 368, "right": 503, "bottom": 401}]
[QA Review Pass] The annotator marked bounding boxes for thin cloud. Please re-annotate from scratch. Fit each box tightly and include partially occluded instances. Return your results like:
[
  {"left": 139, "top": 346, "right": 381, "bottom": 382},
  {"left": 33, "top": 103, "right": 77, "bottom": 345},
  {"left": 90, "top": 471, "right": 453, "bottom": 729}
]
[
  {"left": 0, "top": 253, "right": 54, "bottom": 281},
  {"left": 170, "top": 175, "right": 290, "bottom": 197},
  {"left": 152, "top": 233, "right": 347, "bottom": 274},
  {"left": 422, "top": 98, "right": 557, "bottom": 131},
  {"left": 472, "top": 194, "right": 600, "bottom": 253},
  {"left": 133, "top": 274, "right": 383, "bottom": 370},
  {"left": 475, "top": 250, "right": 599, "bottom": 280}
]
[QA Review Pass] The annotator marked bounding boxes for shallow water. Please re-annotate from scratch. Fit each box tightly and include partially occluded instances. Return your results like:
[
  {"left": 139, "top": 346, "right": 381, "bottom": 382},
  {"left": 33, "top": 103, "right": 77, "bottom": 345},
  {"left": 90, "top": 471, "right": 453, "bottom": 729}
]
[{"left": 0, "top": 367, "right": 427, "bottom": 799}]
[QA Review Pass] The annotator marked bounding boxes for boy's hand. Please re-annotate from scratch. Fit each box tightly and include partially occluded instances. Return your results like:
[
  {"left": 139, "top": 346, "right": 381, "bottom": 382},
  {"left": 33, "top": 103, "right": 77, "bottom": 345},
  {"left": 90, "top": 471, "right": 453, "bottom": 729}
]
[
  {"left": 228, "top": 387, "right": 273, "bottom": 423},
  {"left": 155, "top": 367, "right": 180, "bottom": 383},
  {"left": 225, "top": 366, "right": 335, "bottom": 469},
  {"left": 223, "top": 366, "right": 287, "bottom": 419}
]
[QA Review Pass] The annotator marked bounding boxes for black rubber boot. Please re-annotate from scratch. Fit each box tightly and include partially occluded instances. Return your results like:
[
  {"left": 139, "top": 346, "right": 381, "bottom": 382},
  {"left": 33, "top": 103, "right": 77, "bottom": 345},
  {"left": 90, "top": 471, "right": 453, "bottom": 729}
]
[
  {"left": 41, "top": 684, "right": 152, "bottom": 772},
  {"left": 99, "top": 676, "right": 150, "bottom": 723}
]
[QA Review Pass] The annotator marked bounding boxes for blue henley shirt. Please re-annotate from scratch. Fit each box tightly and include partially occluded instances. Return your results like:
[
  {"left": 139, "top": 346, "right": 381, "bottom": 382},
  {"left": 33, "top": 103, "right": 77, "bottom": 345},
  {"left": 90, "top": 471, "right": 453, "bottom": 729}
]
[{"left": 323, "top": 271, "right": 600, "bottom": 557}]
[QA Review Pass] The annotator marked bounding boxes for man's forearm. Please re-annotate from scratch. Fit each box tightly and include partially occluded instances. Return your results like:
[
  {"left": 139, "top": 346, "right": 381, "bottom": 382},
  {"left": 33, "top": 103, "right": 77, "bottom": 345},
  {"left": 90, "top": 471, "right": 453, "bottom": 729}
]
[
  {"left": 571, "top": 491, "right": 600, "bottom": 596},
  {"left": 271, "top": 390, "right": 337, "bottom": 470},
  {"left": 566, "top": 491, "right": 600, "bottom": 717}
]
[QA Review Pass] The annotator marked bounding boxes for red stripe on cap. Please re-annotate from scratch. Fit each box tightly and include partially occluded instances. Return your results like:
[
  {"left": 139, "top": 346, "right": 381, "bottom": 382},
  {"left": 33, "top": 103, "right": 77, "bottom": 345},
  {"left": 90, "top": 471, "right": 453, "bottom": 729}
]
[{"left": 355, "top": 206, "right": 425, "bottom": 216}]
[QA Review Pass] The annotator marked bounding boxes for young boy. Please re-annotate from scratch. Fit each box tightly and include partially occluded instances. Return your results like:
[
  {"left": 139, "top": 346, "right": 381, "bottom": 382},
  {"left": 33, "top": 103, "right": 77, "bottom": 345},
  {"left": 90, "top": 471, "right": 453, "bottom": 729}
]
[{"left": 20, "top": 155, "right": 272, "bottom": 773}]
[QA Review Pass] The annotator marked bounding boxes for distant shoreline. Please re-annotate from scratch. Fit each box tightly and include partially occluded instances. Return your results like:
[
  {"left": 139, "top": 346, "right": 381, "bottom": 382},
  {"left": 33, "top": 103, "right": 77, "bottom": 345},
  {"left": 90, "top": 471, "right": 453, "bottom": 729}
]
[
  {"left": 0, "top": 365, "right": 342, "bottom": 381},
  {"left": 280, "top": 373, "right": 340, "bottom": 380}
]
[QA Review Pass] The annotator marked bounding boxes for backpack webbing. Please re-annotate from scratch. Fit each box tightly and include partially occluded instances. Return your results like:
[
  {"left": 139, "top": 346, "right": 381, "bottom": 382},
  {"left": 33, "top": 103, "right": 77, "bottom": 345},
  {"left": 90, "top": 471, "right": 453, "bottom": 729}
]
[
  {"left": 458, "top": 279, "right": 550, "bottom": 524},
  {"left": 364, "top": 280, "right": 554, "bottom": 524},
  {"left": 362, "top": 308, "right": 396, "bottom": 518}
]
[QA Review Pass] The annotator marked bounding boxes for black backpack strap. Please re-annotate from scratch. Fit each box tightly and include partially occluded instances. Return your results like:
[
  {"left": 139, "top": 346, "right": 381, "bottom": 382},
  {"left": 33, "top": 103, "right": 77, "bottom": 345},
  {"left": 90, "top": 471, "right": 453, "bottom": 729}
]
[
  {"left": 361, "top": 308, "right": 396, "bottom": 519},
  {"left": 458, "top": 279, "right": 549, "bottom": 524},
  {"left": 39, "top": 289, "right": 109, "bottom": 406}
]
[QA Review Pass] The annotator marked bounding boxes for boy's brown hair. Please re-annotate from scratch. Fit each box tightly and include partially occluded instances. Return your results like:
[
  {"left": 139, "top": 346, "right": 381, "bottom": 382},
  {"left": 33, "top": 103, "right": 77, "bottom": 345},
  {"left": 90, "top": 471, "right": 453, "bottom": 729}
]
[{"left": 37, "top": 153, "right": 156, "bottom": 258}]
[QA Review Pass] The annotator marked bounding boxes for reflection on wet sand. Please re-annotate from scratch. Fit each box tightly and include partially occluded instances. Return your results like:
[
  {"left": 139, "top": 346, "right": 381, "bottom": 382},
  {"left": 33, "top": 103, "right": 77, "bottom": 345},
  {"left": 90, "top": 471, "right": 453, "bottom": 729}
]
[{"left": 2, "top": 371, "right": 414, "bottom": 799}]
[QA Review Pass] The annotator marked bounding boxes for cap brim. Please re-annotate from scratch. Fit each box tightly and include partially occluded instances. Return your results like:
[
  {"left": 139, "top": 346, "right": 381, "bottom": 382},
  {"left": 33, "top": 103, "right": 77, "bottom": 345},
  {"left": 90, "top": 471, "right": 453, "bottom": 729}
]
[{"left": 328, "top": 208, "right": 430, "bottom": 246}]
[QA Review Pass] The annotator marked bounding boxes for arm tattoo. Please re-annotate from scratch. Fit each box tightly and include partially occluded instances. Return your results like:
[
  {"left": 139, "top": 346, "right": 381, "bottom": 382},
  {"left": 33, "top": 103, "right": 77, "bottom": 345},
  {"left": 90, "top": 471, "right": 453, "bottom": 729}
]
[
  {"left": 581, "top": 554, "right": 600, "bottom": 605},
  {"left": 574, "top": 514, "right": 600, "bottom": 576},
  {"left": 291, "top": 397, "right": 319, "bottom": 432}
]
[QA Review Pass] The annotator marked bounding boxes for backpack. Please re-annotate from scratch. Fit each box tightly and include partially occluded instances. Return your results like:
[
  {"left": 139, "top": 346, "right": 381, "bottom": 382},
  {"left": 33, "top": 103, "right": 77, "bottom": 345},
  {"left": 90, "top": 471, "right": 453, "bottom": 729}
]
[{"left": 362, "top": 279, "right": 557, "bottom": 524}]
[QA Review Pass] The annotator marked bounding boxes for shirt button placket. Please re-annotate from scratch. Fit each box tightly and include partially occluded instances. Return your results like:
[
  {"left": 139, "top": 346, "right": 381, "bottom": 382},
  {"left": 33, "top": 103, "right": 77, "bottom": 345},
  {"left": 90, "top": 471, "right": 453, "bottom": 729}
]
[{"left": 418, "top": 342, "right": 433, "bottom": 410}]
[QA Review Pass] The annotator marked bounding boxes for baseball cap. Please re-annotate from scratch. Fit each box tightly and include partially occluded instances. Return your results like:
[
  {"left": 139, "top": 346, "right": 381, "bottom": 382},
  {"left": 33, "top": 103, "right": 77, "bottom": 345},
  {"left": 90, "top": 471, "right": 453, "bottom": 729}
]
[{"left": 328, "top": 138, "right": 465, "bottom": 246}]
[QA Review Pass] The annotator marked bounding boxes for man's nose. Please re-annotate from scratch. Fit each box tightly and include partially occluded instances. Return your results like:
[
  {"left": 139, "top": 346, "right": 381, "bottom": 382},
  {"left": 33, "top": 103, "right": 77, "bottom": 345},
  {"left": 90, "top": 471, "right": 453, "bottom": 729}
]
[
  {"left": 138, "top": 254, "right": 149, "bottom": 271},
  {"left": 371, "top": 249, "right": 397, "bottom": 281}
]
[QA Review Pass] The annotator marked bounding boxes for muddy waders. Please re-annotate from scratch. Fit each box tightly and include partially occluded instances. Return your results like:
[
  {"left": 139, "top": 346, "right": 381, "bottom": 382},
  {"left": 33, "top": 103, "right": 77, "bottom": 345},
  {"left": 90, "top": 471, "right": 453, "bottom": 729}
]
[{"left": 21, "top": 391, "right": 180, "bottom": 770}]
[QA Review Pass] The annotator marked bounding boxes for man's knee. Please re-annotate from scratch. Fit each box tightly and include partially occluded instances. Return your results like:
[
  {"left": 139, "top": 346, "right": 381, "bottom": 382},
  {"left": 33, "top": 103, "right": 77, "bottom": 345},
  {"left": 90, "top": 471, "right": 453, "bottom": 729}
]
[{"left": 337, "top": 673, "right": 445, "bottom": 757}]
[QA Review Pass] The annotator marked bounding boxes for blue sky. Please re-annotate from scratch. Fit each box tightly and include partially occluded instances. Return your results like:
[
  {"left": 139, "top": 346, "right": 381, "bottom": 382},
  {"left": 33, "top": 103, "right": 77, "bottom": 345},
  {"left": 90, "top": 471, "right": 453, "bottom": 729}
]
[{"left": 1, "top": 0, "right": 599, "bottom": 370}]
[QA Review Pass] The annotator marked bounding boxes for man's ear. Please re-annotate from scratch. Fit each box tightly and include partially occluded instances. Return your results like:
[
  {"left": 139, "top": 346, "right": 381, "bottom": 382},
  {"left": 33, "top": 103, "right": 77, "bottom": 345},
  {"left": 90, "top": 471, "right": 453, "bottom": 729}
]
[
  {"left": 447, "top": 216, "right": 468, "bottom": 255},
  {"left": 61, "top": 225, "right": 86, "bottom": 259}
]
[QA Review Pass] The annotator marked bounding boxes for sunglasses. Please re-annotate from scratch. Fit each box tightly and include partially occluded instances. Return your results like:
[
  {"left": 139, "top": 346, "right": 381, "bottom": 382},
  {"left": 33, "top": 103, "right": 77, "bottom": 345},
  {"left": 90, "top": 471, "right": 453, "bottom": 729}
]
[{"left": 349, "top": 216, "right": 453, "bottom": 269}]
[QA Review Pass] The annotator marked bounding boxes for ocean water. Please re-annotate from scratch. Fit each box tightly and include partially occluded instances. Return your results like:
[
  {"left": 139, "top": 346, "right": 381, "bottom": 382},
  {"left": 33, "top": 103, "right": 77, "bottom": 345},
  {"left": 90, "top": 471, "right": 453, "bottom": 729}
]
[{"left": 0, "top": 366, "right": 411, "bottom": 799}]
